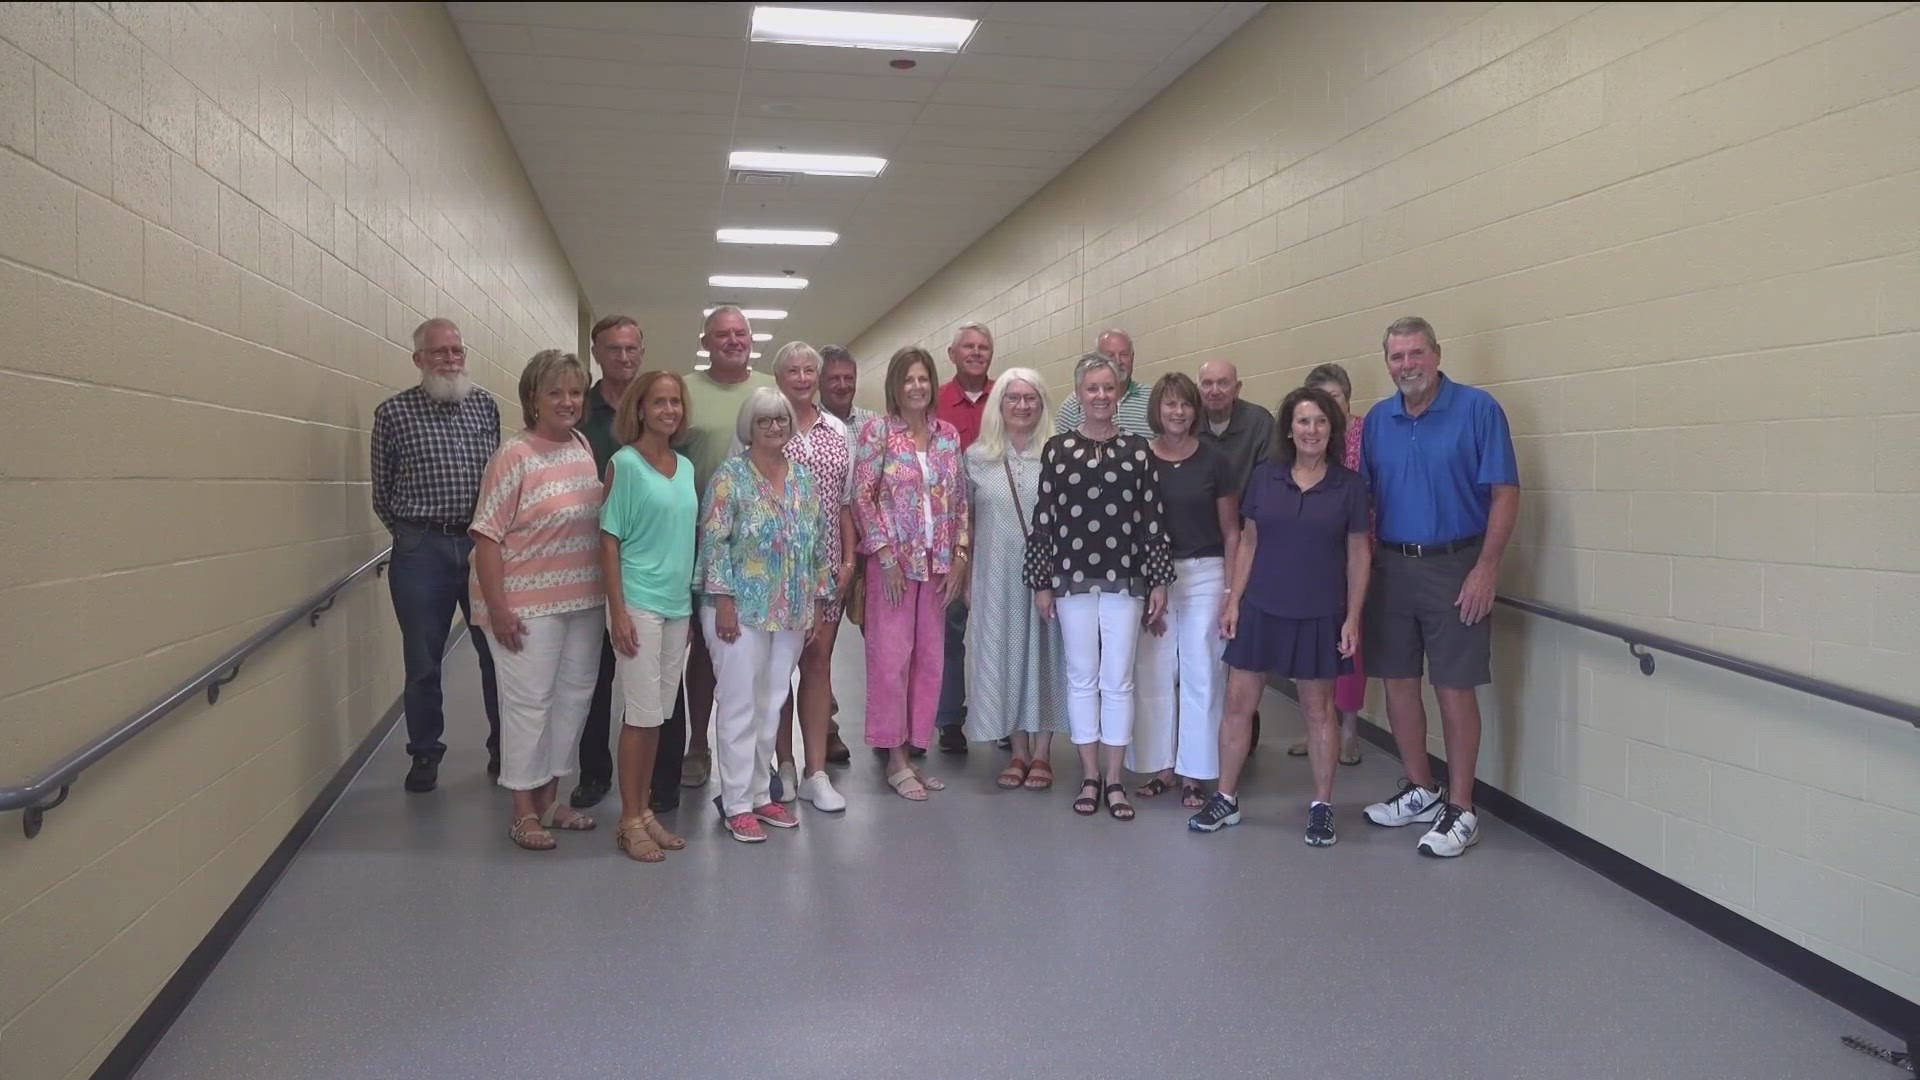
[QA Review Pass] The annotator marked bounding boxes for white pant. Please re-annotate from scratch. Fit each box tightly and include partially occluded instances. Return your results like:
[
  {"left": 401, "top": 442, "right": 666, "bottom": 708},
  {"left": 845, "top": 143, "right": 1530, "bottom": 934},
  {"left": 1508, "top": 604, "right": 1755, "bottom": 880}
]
[
  {"left": 1056, "top": 591, "right": 1144, "bottom": 746},
  {"left": 493, "top": 606, "right": 604, "bottom": 791},
  {"left": 612, "top": 605, "right": 689, "bottom": 729},
  {"left": 1128, "top": 558, "right": 1227, "bottom": 778},
  {"left": 701, "top": 607, "right": 805, "bottom": 816}
]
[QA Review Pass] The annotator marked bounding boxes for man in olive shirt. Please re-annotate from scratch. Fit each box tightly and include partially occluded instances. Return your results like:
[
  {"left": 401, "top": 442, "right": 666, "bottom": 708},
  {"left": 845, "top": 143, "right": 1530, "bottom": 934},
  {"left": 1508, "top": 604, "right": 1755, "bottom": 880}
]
[
  {"left": 674, "top": 306, "right": 774, "bottom": 790},
  {"left": 569, "top": 315, "right": 644, "bottom": 808}
]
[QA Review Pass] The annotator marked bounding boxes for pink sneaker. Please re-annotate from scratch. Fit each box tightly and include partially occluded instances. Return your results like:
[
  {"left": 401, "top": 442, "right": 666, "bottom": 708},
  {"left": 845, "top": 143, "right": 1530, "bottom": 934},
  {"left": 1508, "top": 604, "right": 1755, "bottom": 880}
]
[
  {"left": 724, "top": 812, "right": 766, "bottom": 843},
  {"left": 752, "top": 801, "right": 799, "bottom": 829}
]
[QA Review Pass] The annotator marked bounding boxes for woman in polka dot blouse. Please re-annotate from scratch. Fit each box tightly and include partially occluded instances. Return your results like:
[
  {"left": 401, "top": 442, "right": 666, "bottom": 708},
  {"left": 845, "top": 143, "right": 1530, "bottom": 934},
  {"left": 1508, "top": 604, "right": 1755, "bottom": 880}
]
[{"left": 1024, "top": 353, "right": 1175, "bottom": 821}]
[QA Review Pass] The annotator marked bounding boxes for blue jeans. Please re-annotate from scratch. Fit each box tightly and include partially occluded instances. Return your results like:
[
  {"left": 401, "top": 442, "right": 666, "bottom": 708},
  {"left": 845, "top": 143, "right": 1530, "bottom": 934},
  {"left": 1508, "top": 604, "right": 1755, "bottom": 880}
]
[
  {"left": 936, "top": 597, "right": 967, "bottom": 731},
  {"left": 388, "top": 525, "right": 500, "bottom": 760}
]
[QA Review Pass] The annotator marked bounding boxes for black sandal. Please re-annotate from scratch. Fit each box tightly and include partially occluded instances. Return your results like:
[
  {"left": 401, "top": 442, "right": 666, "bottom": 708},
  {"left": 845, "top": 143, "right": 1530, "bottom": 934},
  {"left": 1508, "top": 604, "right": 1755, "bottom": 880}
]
[
  {"left": 1135, "top": 776, "right": 1173, "bottom": 798},
  {"left": 1104, "top": 783, "right": 1135, "bottom": 821},
  {"left": 1180, "top": 782, "right": 1205, "bottom": 808},
  {"left": 1072, "top": 778, "right": 1100, "bottom": 816}
]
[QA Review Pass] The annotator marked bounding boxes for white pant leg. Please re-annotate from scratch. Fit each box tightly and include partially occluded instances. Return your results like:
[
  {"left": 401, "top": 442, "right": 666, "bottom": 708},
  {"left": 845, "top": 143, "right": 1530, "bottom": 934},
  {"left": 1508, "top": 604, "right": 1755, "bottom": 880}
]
[
  {"left": 1127, "top": 603, "right": 1179, "bottom": 773},
  {"left": 1095, "top": 591, "right": 1144, "bottom": 747},
  {"left": 703, "top": 607, "right": 771, "bottom": 816},
  {"left": 540, "top": 607, "right": 606, "bottom": 781},
  {"left": 755, "top": 629, "right": 807, "bottom": 805},
  {"left": 614, "top": 607, "right": 691, "bottom": 729},
  {"left": 1171, "top": 558, "right": 1227, "bottom": 780},
  {"left": 493, "top": 612, "right": 569, "bottom": 791},
  {"left": 1057, "top": 593, "right": 1104, "bottom": 746}
]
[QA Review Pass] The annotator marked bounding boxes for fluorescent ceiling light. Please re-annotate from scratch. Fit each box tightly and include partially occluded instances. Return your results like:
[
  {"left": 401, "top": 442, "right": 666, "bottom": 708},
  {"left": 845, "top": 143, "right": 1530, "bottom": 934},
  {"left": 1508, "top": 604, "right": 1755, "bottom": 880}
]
[
  {"left": 730, "top": 150, "right": 886, "bottom": 178},
  {"left": 705, "top": 307, "right": 788, "bottom": 320},
  {"left": 709, "top": 274, "right": 808, "bottom": 290},
  {"left": 695, "top": 351, "right": 763, "bottom": 360},
  {"left": 718, "top": 227, "right": 839, "bottom": 247},
  {"left": 696, "top": 333, "right": 775, "bottom": 341},
  {"left": 751, "top": 5, "right": 976, "bottom": 53}
]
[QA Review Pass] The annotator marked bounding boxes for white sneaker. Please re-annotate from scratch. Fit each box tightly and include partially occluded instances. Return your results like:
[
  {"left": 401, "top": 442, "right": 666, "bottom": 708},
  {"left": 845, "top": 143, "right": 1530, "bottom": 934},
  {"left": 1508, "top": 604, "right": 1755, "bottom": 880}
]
[
  {"left": 1418, "top": 803, "right": 1480, "bottom": 857},
  {"left": 1364, "top": 779, "right": 1446, "bottom": 827},
  {"left": 798, "top": 770, "right": 847, "bottom": 812},
  {"left": 773, "top": 762, "right": 798, "bottom": 804}
]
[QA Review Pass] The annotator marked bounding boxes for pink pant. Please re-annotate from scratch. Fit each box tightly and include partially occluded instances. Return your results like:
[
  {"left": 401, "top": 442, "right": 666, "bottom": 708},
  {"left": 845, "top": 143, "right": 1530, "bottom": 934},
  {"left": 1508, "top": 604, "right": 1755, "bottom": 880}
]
[
  {"left": 862, "top": 554, "right": 945, "bottom": 749},
  {"left": 1334, "top": 634, "right": 1366, "bottom": 713}
]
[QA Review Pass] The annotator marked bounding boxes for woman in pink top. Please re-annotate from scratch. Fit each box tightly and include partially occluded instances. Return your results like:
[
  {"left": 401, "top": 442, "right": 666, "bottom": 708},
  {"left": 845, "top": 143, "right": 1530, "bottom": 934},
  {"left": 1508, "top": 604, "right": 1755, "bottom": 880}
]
[
  {"left": 471, "top": 350, "right": 607, "bottom": 851},
  {"left": 851, "top": 346, "right": 970, "bottom": 800}
]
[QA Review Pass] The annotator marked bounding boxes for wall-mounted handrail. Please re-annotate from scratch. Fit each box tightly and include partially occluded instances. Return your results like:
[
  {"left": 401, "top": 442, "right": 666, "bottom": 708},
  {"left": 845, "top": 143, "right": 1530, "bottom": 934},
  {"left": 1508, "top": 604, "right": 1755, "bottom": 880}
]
[
  {"left": 0, "top": 547, "right": 394, "bottom": 838},
  {"left": 1496, "top": 595, "right": 1919, "bottom": 729}
]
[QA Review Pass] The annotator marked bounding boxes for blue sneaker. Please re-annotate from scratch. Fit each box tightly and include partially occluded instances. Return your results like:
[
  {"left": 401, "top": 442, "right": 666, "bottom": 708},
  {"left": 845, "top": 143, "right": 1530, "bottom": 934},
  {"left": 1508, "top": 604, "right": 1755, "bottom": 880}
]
[{"left": 1187, "top": 792, "right": 1241, "bottom": 833}]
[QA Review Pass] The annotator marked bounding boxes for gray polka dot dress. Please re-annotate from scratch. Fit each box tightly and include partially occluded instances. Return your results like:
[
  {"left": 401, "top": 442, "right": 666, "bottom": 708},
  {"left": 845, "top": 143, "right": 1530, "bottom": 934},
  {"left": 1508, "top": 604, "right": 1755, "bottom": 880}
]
[{"left": 1023, "top": 431, "right": 1176, "bottom": 598}]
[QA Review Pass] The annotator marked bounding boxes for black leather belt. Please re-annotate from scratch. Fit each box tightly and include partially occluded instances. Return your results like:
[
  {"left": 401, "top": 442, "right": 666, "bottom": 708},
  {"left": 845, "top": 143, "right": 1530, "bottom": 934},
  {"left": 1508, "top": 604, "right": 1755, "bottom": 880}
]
[
  {"left": 1381, "top": 535, "right": 1482, "bottom": 558},
  {"left": 401, "top": 519, "right": 469, "bottom": 536}
]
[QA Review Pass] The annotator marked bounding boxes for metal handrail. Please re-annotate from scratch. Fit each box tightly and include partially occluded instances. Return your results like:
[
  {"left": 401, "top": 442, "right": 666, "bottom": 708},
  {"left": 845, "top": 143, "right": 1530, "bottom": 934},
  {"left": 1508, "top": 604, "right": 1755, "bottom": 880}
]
[
  {"left": 1496, "top": 595, "right": 1919, "bottom": 729},
  {"left": 0, "top": 547, "right": 394, "bottom": 838}
]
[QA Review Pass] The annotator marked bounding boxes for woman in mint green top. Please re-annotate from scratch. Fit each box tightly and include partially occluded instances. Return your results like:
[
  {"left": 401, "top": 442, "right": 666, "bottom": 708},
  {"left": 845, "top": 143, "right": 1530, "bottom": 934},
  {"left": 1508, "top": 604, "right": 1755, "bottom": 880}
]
[{"left": 598, "top": 371, "right": 698, "bottom": 863}]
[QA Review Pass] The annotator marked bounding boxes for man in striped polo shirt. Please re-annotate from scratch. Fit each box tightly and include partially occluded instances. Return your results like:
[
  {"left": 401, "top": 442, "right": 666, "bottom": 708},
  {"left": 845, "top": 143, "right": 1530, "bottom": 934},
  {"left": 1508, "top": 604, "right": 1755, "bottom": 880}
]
[{"left": 1054, "top": 328, "right": 1152, "bottom": 436}]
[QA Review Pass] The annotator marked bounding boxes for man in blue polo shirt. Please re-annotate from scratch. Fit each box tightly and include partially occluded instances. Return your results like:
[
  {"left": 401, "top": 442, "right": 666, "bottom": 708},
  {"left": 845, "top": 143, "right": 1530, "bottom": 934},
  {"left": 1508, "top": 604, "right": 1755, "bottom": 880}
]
[{"left": 1359, "top": 316, "right": 1519, "bottom": 857}]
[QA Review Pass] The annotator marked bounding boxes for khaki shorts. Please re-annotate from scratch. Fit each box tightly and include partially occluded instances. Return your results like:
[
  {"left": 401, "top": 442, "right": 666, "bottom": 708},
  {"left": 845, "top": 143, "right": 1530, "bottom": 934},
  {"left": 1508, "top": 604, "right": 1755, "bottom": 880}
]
[
  {"left": 612, "top": 606, "right": 690, "bottom": 728},
  {"left": 1362, "top": 543, "right": 1492, "bottom": 689}
]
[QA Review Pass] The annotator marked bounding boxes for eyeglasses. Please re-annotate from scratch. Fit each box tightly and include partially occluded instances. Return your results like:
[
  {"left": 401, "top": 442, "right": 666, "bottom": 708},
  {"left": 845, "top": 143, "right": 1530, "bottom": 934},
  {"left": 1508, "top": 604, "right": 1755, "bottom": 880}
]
[{"left": 754, "top": 415, "right": 793, "bottom": 429}]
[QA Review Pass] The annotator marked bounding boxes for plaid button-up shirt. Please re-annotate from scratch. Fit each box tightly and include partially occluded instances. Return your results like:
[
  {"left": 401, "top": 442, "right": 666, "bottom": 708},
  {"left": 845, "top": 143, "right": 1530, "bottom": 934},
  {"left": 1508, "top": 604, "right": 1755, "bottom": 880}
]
[{"left": 370, "top": 385, "right": 501, "bottom": 532}]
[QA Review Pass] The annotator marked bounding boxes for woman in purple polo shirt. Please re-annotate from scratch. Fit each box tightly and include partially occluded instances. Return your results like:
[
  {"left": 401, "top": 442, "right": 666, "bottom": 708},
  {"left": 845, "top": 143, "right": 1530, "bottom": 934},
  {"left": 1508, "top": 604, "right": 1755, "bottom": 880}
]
[{"left": 1189, "top": 385, "right": 1370, "bottom": 846}]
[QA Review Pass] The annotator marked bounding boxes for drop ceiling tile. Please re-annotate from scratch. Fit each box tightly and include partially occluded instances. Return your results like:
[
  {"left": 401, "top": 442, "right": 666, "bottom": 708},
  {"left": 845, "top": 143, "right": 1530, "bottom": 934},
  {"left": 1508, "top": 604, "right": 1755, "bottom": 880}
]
[
  {"left": 744, "top": 40, "right": 955, "bottom": 78},
  {"left": 740, "top": 68, "right": 939, "bottom": 104},
  {"left": 525, "top": 27, "right": 748, "bottom": 66},
  {"left": 964, "top": 22, "right": 1181, "bottom": 63},
  {"left": 988, "top": 2, "right": 1223, "bottom": 31},
  {"left": 944, "top": 51, "right": 1141, "bottom": 89},
  {"left": 736, "top": 94, "right": 926, "bottom": 125},
  {"left": 916, "top": 102, "right": 1102, "bottom": 133},
  {"left": 474, "top": 52, "right": 737, "bottom": 93},
  {"left": 930, "top": 79, "right": 1124, "bottom": 112},
  {"left": 448, "top": 2, "right": 747, "bottom": 37}
]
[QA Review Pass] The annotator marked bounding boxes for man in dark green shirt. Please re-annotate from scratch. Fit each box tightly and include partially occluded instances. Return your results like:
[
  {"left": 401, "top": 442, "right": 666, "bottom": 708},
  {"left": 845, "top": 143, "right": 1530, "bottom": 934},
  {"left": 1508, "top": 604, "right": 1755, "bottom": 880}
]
[{"left": 571, "top": 315, "right": 644, "bottom": 809}]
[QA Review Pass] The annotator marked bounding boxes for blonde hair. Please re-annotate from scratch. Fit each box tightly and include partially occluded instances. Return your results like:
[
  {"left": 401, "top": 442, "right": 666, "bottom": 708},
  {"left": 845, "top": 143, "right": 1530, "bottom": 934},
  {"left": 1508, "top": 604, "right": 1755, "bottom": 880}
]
[
  {"left": 614, "top": 370, "right": 689, "bottom": 446},
  {"left": 972, "top": 368, "right": 1051, "bottom": 462},
  {"left": 517, "top": 349, "right": 586, "bottom": 428}
]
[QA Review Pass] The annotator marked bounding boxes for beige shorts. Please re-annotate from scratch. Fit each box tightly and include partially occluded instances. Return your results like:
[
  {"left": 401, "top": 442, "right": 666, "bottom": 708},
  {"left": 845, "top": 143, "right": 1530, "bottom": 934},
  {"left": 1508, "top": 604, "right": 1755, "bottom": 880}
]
[{"left": 612, "top": 605, "right": 690, "bottom": 728}]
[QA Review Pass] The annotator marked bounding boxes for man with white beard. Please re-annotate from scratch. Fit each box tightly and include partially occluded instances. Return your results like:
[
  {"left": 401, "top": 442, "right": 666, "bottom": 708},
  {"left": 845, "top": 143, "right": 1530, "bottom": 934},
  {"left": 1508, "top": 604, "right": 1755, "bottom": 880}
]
[{"left": 371, "top": 317, "right": 504, "bottom": 794}]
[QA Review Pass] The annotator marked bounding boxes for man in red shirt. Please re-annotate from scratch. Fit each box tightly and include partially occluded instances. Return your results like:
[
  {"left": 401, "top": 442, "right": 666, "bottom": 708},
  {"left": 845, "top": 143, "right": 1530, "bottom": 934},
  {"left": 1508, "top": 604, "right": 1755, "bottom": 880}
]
[{"left": 934, "top": 322, "right": 995, "bottom": 752}]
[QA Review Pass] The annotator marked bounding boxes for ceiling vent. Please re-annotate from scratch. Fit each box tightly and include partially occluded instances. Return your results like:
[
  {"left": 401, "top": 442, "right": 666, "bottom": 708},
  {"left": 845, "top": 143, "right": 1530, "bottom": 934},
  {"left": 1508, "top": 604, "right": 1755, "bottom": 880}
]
[{"left": 729, "top": 170, "right": 793, "bottom": 186}]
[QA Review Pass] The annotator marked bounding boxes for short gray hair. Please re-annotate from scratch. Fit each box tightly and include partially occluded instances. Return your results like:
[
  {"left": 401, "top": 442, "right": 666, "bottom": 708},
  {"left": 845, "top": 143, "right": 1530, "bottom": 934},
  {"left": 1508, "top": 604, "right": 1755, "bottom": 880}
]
[
  {"left": 951, "top": 321, "right": 994, "bottom": 350},
  {"left": 704, "top": 304, "right": 748, "bottom": 335},
  {"left": 412, "top": 317, "right": 459, "bottom": 352},
  {"left": 820, "top": 344, "right": 855, "bottom": 368},
  {"left": 1072, "top": 351, "right": 1123, "bottom": 391},
  {"left": 1305, "top": 362, "right": 1352, "bottom": 400},
  {"left": 735, "top": 385, "right": 795, "bottom": 446},
  {"left": 771, "top": 341, "right": 821, "bottom": 381},
  {"left": 1381, "top": 315, "right": 1440, "bottom": 357},
  {"left": 1094, "top": 328, "right": 1133, "bottom": 353}
]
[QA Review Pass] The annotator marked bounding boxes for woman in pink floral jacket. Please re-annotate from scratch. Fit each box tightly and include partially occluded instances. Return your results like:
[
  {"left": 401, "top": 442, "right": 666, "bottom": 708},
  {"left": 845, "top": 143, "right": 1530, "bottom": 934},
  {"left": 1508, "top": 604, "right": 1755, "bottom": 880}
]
[{"left": 851, "top": 346, "right": 971, "bottom": 800}]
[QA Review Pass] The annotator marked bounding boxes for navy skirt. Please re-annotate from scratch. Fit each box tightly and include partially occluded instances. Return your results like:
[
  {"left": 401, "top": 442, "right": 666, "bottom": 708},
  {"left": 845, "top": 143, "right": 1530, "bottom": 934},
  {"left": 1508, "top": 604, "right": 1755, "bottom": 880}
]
[{"left": 1222, "top": 606, "right": 1354, "bottom": 681}]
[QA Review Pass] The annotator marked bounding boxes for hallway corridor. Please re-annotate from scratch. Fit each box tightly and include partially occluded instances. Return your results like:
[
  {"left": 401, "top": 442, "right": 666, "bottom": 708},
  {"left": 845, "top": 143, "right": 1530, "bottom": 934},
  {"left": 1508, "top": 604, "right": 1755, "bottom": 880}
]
[{"left": 134, "top": 633, "right": 1888, "bottom": 1079}]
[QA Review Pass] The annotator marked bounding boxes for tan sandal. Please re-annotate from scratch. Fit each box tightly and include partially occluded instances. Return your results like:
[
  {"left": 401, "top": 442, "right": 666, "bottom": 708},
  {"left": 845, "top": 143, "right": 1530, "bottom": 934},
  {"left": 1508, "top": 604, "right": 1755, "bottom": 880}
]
[
  {"left": 509, "top": 814, "right": 556, "bottom": 851},
  {"left": 887, "top": 767, "right": 929, "bottom": 801},
  {"left": 912, "top": 768, "right": 945, "bottom": 792},
  {"left": 1023, "top": 760, "right": 1054, "bottom": 790},
  {"left": 616, "top": 818, "right": 665, "bottom": 863},
  {"left": 542, "top": 804, "right": 596, "bottom": 831},
  {"left": 640, "top": 810, "right": 685, "bottom": 851},
  {"left": 997, "top": 759, "right": 1029, "bottom": 789}
]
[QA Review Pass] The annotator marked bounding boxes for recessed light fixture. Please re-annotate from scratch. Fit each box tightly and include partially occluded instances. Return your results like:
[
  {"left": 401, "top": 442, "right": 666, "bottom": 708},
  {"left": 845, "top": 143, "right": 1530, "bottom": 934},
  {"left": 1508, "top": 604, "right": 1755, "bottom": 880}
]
[
  {"left": 718, "top": 227, "right": 839, "bottom": 247},
  {"left": 705, "top": 307, "right": 789, "bottom": 320},
  {"left": 695, "top": 351, "right": 764, "bottom": 360},
  {"left": 698, "top": 332, "right": 776, "bottom": 341},
  {"left": 709, "top": 274, "right": 809, "bottom": 290},
  {"left": 729, "top": 150, "right": 886, "bottom": 178},
  {"left": 750, "top": 5, "right": 976, "bottom": 53}
]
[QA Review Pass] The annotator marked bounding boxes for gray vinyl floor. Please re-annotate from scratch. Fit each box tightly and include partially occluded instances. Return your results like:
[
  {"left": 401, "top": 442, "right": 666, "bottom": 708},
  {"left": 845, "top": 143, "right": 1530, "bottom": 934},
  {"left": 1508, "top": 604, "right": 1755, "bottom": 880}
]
[{"left": 136, "top": 630, "right": 1902, "bottom": 1079}]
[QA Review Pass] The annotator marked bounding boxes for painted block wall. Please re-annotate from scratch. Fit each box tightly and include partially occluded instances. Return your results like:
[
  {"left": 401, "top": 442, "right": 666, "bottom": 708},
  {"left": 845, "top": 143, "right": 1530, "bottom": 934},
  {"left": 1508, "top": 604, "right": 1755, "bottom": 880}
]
[
  {"left": 0, "top": 4, "right": 577, "bottom": 1076},
  {"left": 850, "top": 1, "right": 1920, "bottom": 1005}
]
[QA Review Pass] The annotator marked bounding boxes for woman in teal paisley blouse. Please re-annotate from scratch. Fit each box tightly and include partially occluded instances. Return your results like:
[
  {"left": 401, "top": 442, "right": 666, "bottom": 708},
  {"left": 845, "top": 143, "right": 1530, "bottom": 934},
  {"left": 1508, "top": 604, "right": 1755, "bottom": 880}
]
[{"left": 696, "top": 387, "right": 835, "bottom": 843}]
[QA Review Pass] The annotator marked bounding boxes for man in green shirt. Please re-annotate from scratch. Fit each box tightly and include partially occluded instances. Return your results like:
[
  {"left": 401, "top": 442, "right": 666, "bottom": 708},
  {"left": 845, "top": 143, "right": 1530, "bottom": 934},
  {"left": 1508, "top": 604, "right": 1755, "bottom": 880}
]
[
  {"left": 675, "top": 306, "right": 773, "bottom": 791},
  {"left": 570, "top": 315, "right": 645, "bottom": 809},
  {"left": 1055, "top": 328, "right": 1153, "bottom": 436}
]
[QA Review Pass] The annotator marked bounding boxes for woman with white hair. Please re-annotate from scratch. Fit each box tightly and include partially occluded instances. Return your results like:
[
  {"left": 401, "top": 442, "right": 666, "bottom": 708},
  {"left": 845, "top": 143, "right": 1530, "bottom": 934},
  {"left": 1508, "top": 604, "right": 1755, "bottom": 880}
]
[
  {"left": 964, "top": 369, "right": 1067, "bottom": 790},
  {"left": 696, "top": 387, "right": 835, "bottom": 843},
  {"left": 1024, "top": 353, "right": 1173, "bottom": 820},
  {"left": 766, "top": 342, "right": 858, "bottom": 812}
]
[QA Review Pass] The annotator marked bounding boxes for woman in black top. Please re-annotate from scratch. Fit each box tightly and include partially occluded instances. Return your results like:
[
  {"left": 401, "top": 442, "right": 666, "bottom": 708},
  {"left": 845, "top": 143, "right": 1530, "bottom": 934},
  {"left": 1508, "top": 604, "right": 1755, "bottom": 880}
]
[
  {"left": 1128, "top": 373, "right": 1241, "bottom": 809},
  {"left": 1025, "top": 353, "right": 1174, "bottom": 820}
]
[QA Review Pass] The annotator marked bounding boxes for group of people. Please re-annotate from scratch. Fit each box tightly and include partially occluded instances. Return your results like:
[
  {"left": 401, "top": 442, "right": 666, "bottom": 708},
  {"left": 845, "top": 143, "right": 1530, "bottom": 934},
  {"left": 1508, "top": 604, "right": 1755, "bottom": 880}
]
[{"left": 369, "top": 306, "right": 1518, "bottom": 859}]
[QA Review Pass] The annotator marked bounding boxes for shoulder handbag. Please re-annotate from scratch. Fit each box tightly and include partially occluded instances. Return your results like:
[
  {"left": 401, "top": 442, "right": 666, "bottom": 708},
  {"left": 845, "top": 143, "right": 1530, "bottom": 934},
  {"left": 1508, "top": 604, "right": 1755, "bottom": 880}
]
[{"left": 1002, "top": 454, "right": 1030, "bottom": 539}]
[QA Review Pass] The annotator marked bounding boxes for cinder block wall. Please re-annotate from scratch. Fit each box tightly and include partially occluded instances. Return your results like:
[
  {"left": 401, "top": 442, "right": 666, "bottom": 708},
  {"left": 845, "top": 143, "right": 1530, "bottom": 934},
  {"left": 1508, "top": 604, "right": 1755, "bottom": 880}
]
[
  {"left": 850, "top": 3, "right": 1920, "bottom": 1001},
  {"left": 0, "top": 4, "right": 577, "bottom": 1076}
]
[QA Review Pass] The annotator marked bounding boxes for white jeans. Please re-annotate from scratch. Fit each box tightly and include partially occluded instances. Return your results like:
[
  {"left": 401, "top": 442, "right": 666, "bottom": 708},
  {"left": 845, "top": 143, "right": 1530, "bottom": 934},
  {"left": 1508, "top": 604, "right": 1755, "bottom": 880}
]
[
  {"left": 493, "top": 606, "right": 604, "bottom": 791},
  {"left": 1056, "top": 590, "right": 1144, "bottom": 747},
  {"left": 612, "top": 605, "right": 689, "bottom": 729},
  {"left": 1128, "top": 557, "right": 1227, "bottom": 779},
  {"left": 701, "top": 607, "right": 805, "bottom": 816}
]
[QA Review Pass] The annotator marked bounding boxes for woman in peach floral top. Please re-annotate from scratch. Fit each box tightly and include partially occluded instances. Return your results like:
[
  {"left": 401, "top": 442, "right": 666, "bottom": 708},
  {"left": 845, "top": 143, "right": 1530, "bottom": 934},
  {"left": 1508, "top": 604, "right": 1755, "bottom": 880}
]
[{"left": 851, "top": 346, "right": 970, "bottom": 800}]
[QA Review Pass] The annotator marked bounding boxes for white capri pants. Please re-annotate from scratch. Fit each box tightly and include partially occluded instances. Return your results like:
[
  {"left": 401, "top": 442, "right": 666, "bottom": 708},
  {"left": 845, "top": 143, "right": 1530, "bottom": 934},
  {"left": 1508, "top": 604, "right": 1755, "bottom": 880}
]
[
  {"left": 1056, "top": 590, "right": 1144, "bottom": 747},
  {"left": 701, "top": 606, "right": 805, "bottom": 817},
  {"left": 493, "top": 606, "right": 605, "bottom": 791},
  {"left": 612, "top": 604, "right": 690, "bottom": 729},
  {"left": 1128, "top": 557, "right": 1227, "bottom": 779}
]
